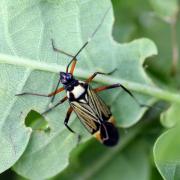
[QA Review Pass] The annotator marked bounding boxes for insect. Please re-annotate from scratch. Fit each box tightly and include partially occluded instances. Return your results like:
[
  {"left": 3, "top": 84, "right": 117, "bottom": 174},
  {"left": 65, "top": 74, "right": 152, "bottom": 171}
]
[{"left": 16, "top": 8, "right": 147, "bottom": 147}]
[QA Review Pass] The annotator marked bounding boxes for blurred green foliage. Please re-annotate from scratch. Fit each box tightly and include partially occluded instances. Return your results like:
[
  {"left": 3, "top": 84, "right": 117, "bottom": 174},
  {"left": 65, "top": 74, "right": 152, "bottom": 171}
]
[{"left": 112, "top": 0, "right": 180, "bottom": 87}]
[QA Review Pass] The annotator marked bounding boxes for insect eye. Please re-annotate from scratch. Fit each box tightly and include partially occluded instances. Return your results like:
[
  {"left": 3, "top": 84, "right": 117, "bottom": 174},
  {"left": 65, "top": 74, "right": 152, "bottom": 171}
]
[{"left": 67, "top": 74, "right": 71, "bottom": 80}]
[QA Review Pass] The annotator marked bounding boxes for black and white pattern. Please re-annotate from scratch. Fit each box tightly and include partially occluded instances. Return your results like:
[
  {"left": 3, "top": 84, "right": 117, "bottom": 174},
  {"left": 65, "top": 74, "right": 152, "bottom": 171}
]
[{"left": 69, "top": 82, "right": 112, "bottom": 134}]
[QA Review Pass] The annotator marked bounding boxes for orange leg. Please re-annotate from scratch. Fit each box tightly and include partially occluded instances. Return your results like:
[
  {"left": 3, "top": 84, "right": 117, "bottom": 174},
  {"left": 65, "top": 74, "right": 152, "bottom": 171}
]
[
  {"left": 16, "top": 87, "right": 64, "bottom": 97},
  {"left": 85, "top": 69, "right": 117, "bottom": 83},
  {"left": 93, "top": 83, "right": 150, "bottom": 108},
  {"left": 48, "top": 87, "right": 64, "bottom": 96},
  {"left": 51, "top": 39, "right": 77, "bottom": 75},
  {"left": 93, "top": 84, "right": 119, "bottom": 93},
  {"left": 69, "top": 59, "right": 77, "bottom": 74}
]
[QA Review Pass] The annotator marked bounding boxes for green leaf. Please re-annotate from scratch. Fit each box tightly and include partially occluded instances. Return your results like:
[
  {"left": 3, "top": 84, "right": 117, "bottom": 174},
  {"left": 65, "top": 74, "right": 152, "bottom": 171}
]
[
  {"left": 149, "top": 0, "right": 179, "bottom": 22},
  {"left": 160, "top": 104, "right": 180, "bottom": 128},
  {"left": 56, "top": 129, "right": 151, "bottom": 180},
  {"left": 111, "top": 0, "right": 150, "bottom": 42},
  {"left": 0, "top": 0, "right": 169, "bottom": 178},
  {"left": 0, "top": 66, "right": 31, "bottom": 172},
  {"left": 154, "top": 104, "right": 180, "bottom": 180}
]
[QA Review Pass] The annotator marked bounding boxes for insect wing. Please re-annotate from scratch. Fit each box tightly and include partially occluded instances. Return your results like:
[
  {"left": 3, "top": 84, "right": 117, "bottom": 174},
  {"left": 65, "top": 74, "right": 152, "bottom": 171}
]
[{"left": 70, "top": 86, "right": 111, "bottom": 134}]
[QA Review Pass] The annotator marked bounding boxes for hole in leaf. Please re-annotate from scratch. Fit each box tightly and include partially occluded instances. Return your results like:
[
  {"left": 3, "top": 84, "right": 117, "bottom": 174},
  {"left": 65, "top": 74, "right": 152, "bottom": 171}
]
[{"left": 25, "top": 110, "right": 50, "bottom": 132}]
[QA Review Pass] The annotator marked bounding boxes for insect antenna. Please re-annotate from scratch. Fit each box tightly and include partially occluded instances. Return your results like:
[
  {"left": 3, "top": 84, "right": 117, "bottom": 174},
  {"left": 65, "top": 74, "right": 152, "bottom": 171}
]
[
  {"left": 66, "top": 7, "right": 111, "bottom": 73},
  {"left": 50, "top": 7, "right": 111, "bottom": 104}
]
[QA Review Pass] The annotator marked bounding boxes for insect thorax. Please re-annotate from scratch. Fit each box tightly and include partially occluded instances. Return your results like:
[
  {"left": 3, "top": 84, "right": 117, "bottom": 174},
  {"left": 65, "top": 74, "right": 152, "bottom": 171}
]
[{"left": 66, "top": 81, "right": 88, "bottom": 101}]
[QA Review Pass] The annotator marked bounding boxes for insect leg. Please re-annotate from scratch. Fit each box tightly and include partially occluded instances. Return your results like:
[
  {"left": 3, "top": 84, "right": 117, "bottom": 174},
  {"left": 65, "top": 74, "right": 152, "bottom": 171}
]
[
  {"left": 50, "top": 60, "right": 77, "bottom": 104},
  {"left": 51, "top": 39, "right": 77, "bottom": 74},
  {"left": 50, "top": 39, "right": 77, "bottom": 103},
  {"left": 85, "top": 69, "right": 117, "bottom": 83},
  {"left": 41, "top": 96, "right": 68, "bottom": 115},
  {"left": 93, "top": 83, "right": 149, "bottom": 108},
  {"left": 51, "top": 39, "right": 74, "bottom": 58},
  {"left": 65, "top": 107, "right": 82, "bottom": 144},
  {"left": 16, "top": 87, "right": 64, "bottom": 97},
  {"left": 64, "top": 107, "right": 75, "bottom": 133}
]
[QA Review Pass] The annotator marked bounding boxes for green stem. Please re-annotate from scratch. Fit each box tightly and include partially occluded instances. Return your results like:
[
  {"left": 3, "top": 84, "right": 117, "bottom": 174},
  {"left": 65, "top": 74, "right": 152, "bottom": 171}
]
[{"left": 1, "top": 53, "right": 180, "bottom": 103}]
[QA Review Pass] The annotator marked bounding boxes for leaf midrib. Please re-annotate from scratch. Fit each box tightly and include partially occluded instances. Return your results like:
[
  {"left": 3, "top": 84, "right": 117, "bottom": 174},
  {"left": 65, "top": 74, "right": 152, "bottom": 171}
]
[{"left": 1, "top": 53, "right": 180, "bottom": 104}]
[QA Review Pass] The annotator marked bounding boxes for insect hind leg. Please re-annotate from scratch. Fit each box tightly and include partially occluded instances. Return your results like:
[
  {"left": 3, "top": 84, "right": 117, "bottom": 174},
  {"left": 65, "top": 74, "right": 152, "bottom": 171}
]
[{"left": 93, "top": 83, "right": 150, "bottom": 108}]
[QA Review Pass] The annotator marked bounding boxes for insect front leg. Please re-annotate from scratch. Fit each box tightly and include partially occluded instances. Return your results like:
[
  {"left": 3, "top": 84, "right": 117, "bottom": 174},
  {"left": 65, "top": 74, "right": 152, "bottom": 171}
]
[
  {"left": 41, "top": 96, "right": 68, "bottom": 115},
  {"left": 16, "top": 87, "right": 64, "bottom": 97},
  {"left": 64, "top": 107, "right": 75, "bottom": 133},
  {"left": 50, "top": 39, "right": 77, "bottom": 104},
  {"left": 93, "top": 83, "right": 150, "bottom": 108},
  {"left": 85, "top": 69, "right": 117, "bottom": 83}
]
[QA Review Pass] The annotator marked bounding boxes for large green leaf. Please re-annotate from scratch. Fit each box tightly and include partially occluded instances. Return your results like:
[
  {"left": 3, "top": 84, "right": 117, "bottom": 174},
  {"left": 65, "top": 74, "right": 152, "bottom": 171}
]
[
  {"left": 111, "top": 0, "right": 151, "bottom": 43},
  {"left": 57, "top": 133, "right": 151, "bottom": 180},
  {"left": 0, "top": 0, "right": 163, "bottom": 178},
  {"left": 154, "top": 104, "right": 180, "bottom": 180}
]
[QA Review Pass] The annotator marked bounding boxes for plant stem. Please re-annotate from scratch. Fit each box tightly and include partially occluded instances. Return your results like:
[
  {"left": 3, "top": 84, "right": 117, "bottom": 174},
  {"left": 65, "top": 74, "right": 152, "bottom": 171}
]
[{"left": 1, "top": 53, "right": 180, "bottom": 103}]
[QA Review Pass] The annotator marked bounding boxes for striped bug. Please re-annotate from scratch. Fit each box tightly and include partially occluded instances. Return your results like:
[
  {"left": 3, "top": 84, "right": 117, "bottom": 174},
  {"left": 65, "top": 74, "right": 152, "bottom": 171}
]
[{"left": 16, "top": 9, "right": 147, "bottom": 146}]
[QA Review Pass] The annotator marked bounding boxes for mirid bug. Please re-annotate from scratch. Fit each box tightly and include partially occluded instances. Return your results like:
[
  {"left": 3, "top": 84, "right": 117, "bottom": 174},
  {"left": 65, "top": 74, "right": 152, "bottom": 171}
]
[{"left": 16, "top": 8, "right": 147, "bottom": 147}]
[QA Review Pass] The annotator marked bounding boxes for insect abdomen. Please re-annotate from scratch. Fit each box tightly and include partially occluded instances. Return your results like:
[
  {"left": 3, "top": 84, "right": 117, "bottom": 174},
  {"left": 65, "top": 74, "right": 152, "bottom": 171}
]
[{"left": 93, "top": 116, "right": 119, "bottom": 147}]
